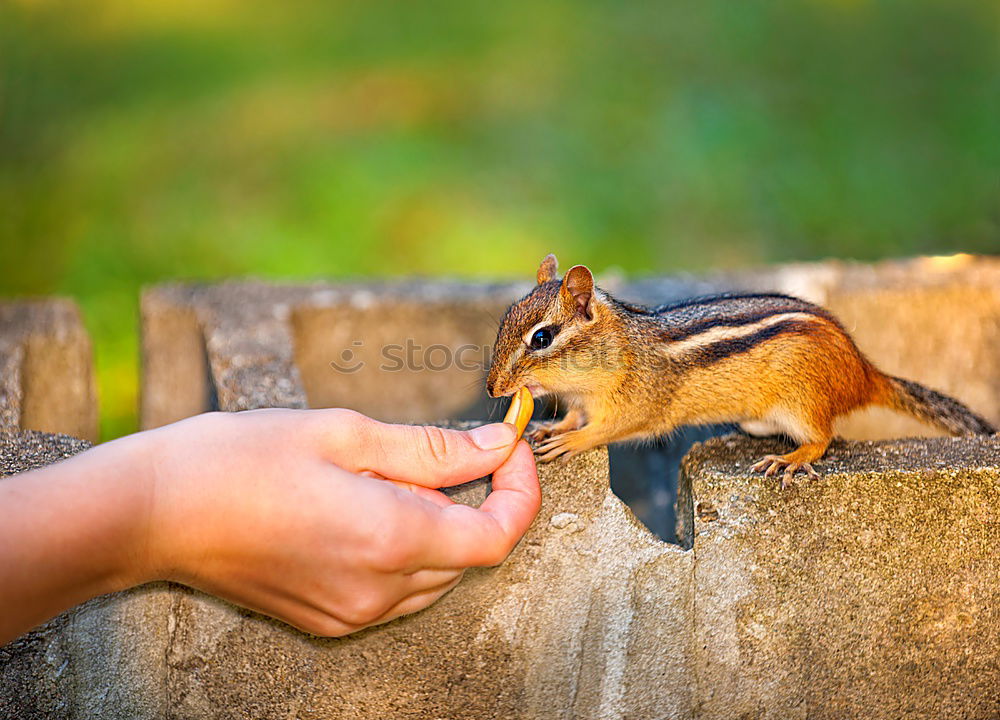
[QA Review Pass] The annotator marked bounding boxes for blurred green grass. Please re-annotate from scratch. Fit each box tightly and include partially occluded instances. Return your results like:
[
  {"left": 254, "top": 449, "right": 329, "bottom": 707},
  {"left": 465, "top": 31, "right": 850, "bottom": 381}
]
[{"left": 1, "top": 0, "right": 998, "bottom": 440}]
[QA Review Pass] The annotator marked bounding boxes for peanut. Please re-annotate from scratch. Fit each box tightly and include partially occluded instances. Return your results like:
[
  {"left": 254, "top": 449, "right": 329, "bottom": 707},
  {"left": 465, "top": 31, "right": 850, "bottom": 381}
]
[{"left": 502, "top": 387, "right": 534, "bottom": 440}]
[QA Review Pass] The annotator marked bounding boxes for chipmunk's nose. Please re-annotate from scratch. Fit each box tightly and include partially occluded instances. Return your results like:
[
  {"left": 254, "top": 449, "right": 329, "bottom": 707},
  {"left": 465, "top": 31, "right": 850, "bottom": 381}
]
[{"left": 487, "top": 380, "right": 502, "bottom": 399}]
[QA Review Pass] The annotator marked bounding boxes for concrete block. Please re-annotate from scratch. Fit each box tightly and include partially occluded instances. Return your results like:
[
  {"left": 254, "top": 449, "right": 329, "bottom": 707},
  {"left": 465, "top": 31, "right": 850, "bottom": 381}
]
[
  {"left": 0, "top": 300, "right": 98, "bottom": 442},
  {"left": 140, "top": 281, "right": 533, "bottom": 425},
  {"left": 0, "top": 341, "right": 24, "bottom": 429},
  {"left": 680, "top": 433, "right": 1000, "bottom": 720},
  {"left": 139, "top": 288, "right": 211, "bottom": 431}
]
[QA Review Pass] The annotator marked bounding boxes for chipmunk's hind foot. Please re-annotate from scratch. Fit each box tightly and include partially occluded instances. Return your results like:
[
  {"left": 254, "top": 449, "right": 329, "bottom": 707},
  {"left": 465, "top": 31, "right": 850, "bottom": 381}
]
[{"left": 751, "top": 455, "right": 820, "bottom": 489}]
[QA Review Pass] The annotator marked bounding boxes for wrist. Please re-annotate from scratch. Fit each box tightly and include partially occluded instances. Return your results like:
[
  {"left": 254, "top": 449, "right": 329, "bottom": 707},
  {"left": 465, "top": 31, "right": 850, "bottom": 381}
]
[
  {"left": 132, "top": 411, "right": 232, "bottom": 587},
  {"left": 86, "top": 428, "right": 162, "bottom": 593}
]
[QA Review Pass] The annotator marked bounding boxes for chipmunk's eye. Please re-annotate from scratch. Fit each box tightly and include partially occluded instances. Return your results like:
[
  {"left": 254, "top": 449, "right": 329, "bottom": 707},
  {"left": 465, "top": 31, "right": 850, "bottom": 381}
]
[{"left": 529, "top": 326, "right": 555, "bottom": 351}]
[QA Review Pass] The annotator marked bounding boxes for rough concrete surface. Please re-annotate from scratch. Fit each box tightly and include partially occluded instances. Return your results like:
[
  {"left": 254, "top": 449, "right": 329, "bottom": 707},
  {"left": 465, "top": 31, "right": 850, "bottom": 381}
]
[
  {"left": 0, "top": 429, "right": 91, "bottom": 476},
  {"left": 8, "top": 428, "right": 999, "bottom": 719},
  {"left": 682, "top": 433, "right": 1000, "bottom": 720},
  {"left": 141, "top": 281, "right": 533, "bottom": 427},
  {"left": 0, "top": 300, "right": 98, "bottom": 441},
  {"left": 0, "top": 340, "right": 24, "bottom": 429}
]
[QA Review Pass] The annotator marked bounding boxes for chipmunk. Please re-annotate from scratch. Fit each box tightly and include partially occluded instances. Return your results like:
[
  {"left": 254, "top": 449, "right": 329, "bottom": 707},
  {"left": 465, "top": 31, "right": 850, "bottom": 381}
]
[{"left": 486, "top": 254, "right": 996, "bottom": 487}]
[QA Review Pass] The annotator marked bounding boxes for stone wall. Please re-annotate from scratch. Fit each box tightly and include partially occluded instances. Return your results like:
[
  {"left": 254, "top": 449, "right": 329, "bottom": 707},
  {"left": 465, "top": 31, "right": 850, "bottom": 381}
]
[
  {"left": 4, "top": 432, "right": 998, "bottom": 719},
  {"left": 680, "top": 435, "right": 1000, "bottom": 720},
  {"left": 2, "top": 255, "right": 999, "bottom": 718},
  {"left": 140, "top": 281, "right": 532, "bottom": 428},
  {"left": 0, "top": 299, "right": 98, "bottom": 442}
]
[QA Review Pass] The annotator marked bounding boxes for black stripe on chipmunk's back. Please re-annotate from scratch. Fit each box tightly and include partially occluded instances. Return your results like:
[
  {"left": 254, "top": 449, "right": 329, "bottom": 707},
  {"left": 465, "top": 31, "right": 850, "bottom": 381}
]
[
  {"left": 651, "top": 293, "right": 836, "bottom": 340},
  {"left": 641, "top": 292, "right": 845, "bottom": 364},
  {"left": 683, "top": 317, "right": 822, "bottom": 364}
]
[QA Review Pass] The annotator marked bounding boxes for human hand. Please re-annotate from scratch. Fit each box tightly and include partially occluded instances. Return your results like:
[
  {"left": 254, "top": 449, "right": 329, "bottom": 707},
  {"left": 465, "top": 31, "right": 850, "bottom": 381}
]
[{"left": 138, "top": 409, "right": 540, "bottom": 636}]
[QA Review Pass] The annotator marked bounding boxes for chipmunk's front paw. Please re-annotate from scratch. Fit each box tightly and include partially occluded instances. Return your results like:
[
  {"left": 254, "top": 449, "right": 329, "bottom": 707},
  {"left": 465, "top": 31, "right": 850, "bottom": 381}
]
[
  {"left": 750, "top": 455, "right": 820, "bottom": 489},
  {"left": 533, "top": 430, "right": 593, "bottom": 463},
  {"left": 527, "top": 421, "right": 559, "bottom": 443}
]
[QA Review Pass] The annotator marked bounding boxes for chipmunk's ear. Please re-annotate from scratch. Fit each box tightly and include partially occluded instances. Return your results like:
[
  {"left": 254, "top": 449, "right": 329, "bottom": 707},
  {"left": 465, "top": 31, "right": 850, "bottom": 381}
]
[
  {"left": 561, "top": 264, "right": 595, "bottom": 321},
  {"left": 536, "top": 253, "right": 559, "bottom": 285}
]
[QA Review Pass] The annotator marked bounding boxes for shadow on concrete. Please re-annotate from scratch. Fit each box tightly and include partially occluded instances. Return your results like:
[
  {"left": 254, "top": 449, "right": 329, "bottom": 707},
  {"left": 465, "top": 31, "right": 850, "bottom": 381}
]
[{"left": 609, "top": 425, "right": 736, "bottom": 544}]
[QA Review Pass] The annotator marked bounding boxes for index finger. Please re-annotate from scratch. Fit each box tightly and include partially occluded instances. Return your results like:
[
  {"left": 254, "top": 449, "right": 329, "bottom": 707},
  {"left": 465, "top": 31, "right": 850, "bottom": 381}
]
[
  {"left": 425, "top": 441, "right": 542, "bottom": 568},
  {"left": 321, "top": 412, "right": 520, "bottom": 489}
]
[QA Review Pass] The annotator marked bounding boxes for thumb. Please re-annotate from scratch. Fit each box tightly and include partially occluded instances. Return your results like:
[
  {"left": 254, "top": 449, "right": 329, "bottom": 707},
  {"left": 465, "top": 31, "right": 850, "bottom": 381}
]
[{"left": 338, "top": 419, "right": 520, "bottom": 489}]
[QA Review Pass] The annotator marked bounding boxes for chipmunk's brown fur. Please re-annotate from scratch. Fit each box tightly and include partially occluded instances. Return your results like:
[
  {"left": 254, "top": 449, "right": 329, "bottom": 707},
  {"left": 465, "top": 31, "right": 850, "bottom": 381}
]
[{"left": 486, "top": 254, "right": 996, "bottom": 487}]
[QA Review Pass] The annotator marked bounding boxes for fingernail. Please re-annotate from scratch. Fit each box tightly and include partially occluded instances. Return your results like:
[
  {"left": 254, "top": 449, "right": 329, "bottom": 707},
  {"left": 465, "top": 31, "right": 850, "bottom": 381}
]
[{"left": 470, "top": 422, "right": 518, "bottom": 450}]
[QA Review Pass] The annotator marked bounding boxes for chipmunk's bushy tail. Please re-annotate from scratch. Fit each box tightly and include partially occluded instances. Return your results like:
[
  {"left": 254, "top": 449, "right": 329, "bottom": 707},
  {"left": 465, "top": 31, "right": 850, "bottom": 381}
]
[{"left": 885, "top": 376, "right": 996, "bottom": 436}]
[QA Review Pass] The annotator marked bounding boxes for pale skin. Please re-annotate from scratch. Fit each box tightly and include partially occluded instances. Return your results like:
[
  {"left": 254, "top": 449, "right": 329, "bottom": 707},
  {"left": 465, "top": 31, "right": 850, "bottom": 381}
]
[{"left": 0, "top": 408, "right": 541, "bottom": 646}]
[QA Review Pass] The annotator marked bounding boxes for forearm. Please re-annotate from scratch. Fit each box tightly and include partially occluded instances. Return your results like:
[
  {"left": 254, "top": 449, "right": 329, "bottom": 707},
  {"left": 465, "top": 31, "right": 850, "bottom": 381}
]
[{"left": 0, "top": 432, "right": 153, "bottom": 645}]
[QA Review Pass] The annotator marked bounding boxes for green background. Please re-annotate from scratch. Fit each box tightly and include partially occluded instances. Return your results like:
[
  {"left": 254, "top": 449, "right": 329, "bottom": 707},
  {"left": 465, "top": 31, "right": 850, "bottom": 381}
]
[{"left": 1, "top": 0, "right": 998, "bottom": 439}]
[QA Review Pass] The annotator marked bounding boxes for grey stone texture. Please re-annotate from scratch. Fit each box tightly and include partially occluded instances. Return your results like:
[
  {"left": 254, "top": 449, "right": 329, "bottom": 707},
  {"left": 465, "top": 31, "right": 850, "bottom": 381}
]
[
  {"left": 681, "top": 434, "right": 1000, "bottom": 720},
  {"left": 0, "top": 300, "right": 98, "bottom": 442},
  {"left": 0, "top": 428, "right": 91, "bottom": 475},
  {"left": 141, "top": 281, "right": 534, "bottom": 425}
]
